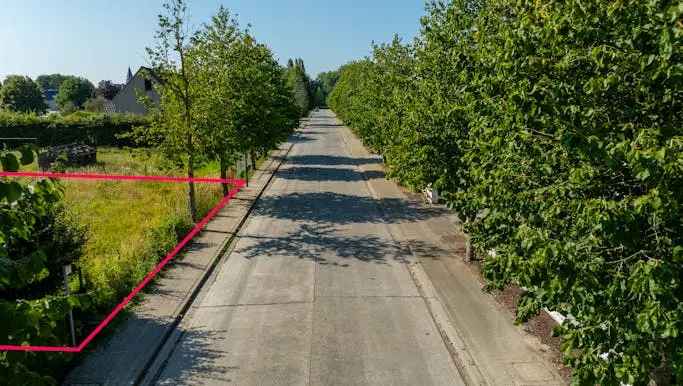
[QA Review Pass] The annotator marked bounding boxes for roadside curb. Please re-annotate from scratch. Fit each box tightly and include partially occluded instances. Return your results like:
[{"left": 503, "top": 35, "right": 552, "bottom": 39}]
[
  {"left": 337, "top": 125, "right": 487, "bottom": 385},
  {"left": 339, "top": 120, "right": 565, "bottom": 386},
  {"left": 138, "top": 139, "right": 295, "bottom": 385},
  {"left": 64, "top": 138, "right": 295, "bottom": 386}
]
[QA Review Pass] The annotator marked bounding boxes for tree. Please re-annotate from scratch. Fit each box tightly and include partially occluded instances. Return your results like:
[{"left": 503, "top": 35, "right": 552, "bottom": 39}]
[
  {"left": 95, "top": 80, "right": 122, "bottom": 100},
  {"left": 285, "top": 57, "right": 312, "bottom": 116},
  {"left": 191, "top": 6, "right": 299, "bottom": 194},
  {"left": 311, "top": 70, "right": 339, "bottom": 107},
  {"left": 55, "top": 77, "right": 95, "bottom": 110},
  {"left": 0, "top": 75, "right": 47, "bottom": 113},
  {"left": 191, "top": 6, "right": 244, "bottom": 194},
  {"left": 36, "top": 74, "right": 70, "bottom": 91},
  {"left": 143, "top": 0, "right": 200, "bottom": 221}
]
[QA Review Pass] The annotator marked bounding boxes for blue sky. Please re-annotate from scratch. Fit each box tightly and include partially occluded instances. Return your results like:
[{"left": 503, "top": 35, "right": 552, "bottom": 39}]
[{"left": 0, "top": 1, "right": 425, "bottom": 84}]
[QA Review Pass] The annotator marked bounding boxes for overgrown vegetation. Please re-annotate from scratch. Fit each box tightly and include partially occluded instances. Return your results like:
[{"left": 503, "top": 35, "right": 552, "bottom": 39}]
[
  {"left": 329, "top": 1, "right": 682, "bottom": 384},
  {"left": 0, "top": 147, "right": 86, "bottom": 385}
]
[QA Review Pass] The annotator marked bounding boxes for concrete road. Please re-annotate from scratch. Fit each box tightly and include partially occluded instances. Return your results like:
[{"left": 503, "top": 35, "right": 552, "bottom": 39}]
[{"left": 149, "top": 110, "right": 465, "bottom": 385}]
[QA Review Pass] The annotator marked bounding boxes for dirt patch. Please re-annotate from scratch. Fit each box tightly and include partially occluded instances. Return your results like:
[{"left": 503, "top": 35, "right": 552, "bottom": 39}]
[{"left": 466, "top": 261, "right": 572, "bottom": 381}]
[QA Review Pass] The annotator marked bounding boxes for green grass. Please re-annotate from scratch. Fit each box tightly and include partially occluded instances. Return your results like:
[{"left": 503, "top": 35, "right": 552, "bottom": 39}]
[{"left": 23, "top": 147, "right": 225, "bottom": 308}]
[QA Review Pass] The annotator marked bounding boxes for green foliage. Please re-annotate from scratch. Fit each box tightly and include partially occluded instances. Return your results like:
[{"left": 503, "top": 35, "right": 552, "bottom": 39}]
[
  {"left": 0, "top": 146, "right": 86, "bottom": 384},
  {"left": 83, "top": 97, "right": 106, "bottom": 113},
  {"left": 329, "top": 0, "right": 683, "bottom": 384},
  {"left": 0, "top": 75, "right": 47, "bottom": 114},
  {"left": 138, "top": 0, "right": 299, "bottom": 214},
  {"left": 56, "top": 77, "right": 95, "bottom": 110},
  {"left": 0, "top": 111, "right": 150, "bottom": 147},
  {"left": 36, "top": 74, "right": 72, "bottom": 91},
  {"left": 191, "top": 7, "right": 298, "bottom": 171},
  {"left": 285, "top": 58, "right": 313, "bottom": 116},
  {"left": 311, "top": 70, "right": 340, "bottom": 107}
]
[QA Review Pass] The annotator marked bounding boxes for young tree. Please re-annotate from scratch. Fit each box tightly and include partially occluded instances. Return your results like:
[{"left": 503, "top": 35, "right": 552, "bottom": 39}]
[
  {"left": 192, "top": 8, "right": 298, "bottom": 193},
  {"left": 144, "top": 0, "right": 200, "bottom": 221},
  {"left": 191, "top": 6, "right": 243, "bottom": 195},
  {"left": 56, "top": 77, "right": 95, "bottom": 110},
  {"left": 0, "top": 75, "right": 47, "bottom": 113}
]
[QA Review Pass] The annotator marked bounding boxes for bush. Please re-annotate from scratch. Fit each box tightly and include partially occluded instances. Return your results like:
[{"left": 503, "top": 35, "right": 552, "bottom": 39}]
[
  {"left": 329, "top": 0, "right": 683, "bottom": 384},
  {"left": 0, "top": 111, "right": 150, "bottom": 147},
  {"left": 1, "top": 148, "right": 87, "bottom": 385}
]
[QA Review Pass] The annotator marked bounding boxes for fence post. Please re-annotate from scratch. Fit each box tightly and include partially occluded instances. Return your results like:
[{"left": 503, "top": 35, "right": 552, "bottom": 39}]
[{"left": 63, "top": 265, "right": 77, "bottom": 346}]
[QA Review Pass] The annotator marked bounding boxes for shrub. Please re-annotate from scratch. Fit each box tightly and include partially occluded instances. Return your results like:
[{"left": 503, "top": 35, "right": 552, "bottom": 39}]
[
  {"left": 0, "top": 148, "right": 87, "bottom": 385},
  {"left": 0, "top": 111, "right": 150, "bottom": 147}
]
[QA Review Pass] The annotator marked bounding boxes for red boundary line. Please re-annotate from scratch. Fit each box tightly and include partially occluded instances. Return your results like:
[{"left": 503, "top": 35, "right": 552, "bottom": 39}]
[
  {"left": 0, "top": 173, "right": 246, "bottom": 352},
  {"left": 0, "top": 171, "right": 242, "bottom": 185}
]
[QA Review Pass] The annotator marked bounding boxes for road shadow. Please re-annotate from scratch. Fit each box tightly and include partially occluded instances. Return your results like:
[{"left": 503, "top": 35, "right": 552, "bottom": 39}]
[
  {"left": 253, "top": 191, "right": 447, "bottom": 226},
  {"left": 289, "top": 132, "right": 316, "bottom": 144},
  {"left": 307, "top": 123, "right": 343, "bottom": 128},
  {"left": 237, "top": 223, "right": 445, "bottom": 265},
  {"left": 64, "top": 314, "right": 232, "bottom": 386},
  {"left": 277, "top": 167, "right": 385, "bottom": 182},
  {"left": 152, "top": 326, "right": 238, "bottom": 385},
  {"left": 284, "top": 154, "right": 382, "bottom": 167}
]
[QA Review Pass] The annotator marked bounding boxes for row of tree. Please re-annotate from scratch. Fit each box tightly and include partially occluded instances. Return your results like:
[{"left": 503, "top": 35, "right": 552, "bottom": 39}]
[
  {"left": 0, "top": 74, "right": 123, "bottom": 114},
  {"left": 329, "top": 0, "right": 682, "bottom": 384},
  {"left": 135, "top": 0, "right": 301, "bottom": 221},
  {"left": 37, "top": 74, "right": 122, "bottom": 101}
]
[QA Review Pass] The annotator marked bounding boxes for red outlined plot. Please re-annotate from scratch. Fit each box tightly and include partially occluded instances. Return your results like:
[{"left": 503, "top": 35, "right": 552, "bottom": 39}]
[{"left": 0, "top": 171, "right": 246, "bottom": 352}]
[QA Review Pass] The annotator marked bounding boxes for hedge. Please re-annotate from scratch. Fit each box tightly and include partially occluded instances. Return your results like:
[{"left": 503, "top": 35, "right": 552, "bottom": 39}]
[
  {"left": 329, "top": 0, "right": 682, "bottom": 384},
  {"left": 0, "top": 111, "right": 150, "bottom": 147}
]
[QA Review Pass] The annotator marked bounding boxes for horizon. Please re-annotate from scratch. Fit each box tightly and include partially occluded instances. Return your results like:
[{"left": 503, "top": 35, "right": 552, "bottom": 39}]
[{"left": 0, "top": 0, "right": 425, "bottom": 85}]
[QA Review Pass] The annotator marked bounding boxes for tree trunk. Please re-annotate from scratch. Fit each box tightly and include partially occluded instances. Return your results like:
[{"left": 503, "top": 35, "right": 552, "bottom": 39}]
[
  {"left": 250, "top": 149, "right": 257, "bottom": 170},
  {"left": 187, "top": 135, "right": 198, "bottom": 222},
  {"left": 219, "top": 154, "right": 229, "bottom": 196}
]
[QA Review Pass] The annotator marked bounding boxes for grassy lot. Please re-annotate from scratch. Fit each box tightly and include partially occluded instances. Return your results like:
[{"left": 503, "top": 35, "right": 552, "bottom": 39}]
[{"left": 23, "top": 147, "right": 226, "bottom": 309}]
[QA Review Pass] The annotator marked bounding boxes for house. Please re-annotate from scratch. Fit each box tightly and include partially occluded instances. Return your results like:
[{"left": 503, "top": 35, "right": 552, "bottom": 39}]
[{"left": 112, "top": 67, "right": 160, "bottom": 115}]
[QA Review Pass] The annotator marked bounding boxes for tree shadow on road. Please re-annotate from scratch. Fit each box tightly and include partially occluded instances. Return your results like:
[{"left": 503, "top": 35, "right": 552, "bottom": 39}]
[
  {"left": 236, "top": 223, "right": 446, "bottom": 265},
  {"left": 153, "top": 326, "right": 240, "bottom": 385},
  {"left": 277, "top": 166, "right": 385, "bottom": 182},
  {"left": 284, "top": 154, "right": 382, "bottom": 167},
  {"left": 306, "top": 123, "right": 343, "bottom": 128},
  {"left": 289, "top": 132, "right": 316, "bottom": 144},
  {"left": 252, "top": 191, "right": 448, "bottom": 226}
]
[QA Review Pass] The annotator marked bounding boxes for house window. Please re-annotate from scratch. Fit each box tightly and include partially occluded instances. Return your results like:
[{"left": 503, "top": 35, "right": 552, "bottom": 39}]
[{"left": 144, "top": 79, "right": 152, "bottom": 91}]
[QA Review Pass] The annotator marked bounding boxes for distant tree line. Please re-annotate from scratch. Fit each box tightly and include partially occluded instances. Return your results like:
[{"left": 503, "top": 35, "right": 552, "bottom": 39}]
[
  {"left": 311, "top": 70, "right": 339, "bottom": 107},
  {"left": 0, "top": 74, "right": 125, "bottom": 115},
  {"left": 282, "top": 60, "right": 339, "bottom": 111},
  {"left": 328, "top": 1, "right": 682, "bottom": 384}
]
